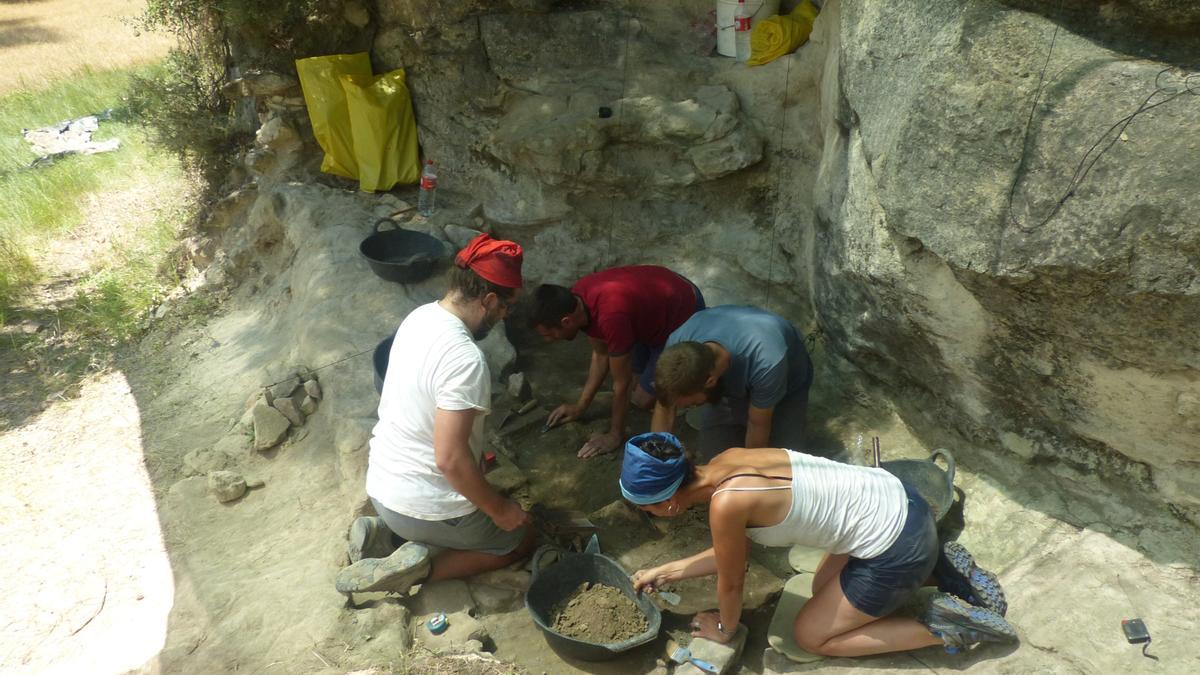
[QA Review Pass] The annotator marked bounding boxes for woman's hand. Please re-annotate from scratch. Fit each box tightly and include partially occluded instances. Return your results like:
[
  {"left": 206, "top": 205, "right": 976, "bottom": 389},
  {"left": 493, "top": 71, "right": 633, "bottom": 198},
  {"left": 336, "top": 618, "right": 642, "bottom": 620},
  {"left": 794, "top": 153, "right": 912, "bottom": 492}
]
[
  {"left": 631, "top": 565, "right": 674, "bottom": 594},
  {"left": 690, "top": 610, "right": 734, "bottom": 644}
]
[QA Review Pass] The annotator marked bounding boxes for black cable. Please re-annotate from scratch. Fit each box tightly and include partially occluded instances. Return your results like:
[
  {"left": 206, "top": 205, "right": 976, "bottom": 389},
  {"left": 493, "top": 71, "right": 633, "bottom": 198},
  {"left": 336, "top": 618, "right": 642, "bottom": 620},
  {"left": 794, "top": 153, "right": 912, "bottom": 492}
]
[
  {"left": 1004, "top": 0, "right": 1199, "bottom": 232},
  {"left": 763, "top": 50, "right": 796, "bottom": 312},
  {"left": 604, "top": 9, "right": 635, "bottom": 270},
  {"left": 1142, "top": 639, "right": 1158, "bottom": 661},
  {"left": 261, "top": 344, "right": 376, "bottom": 390},
  {"left": 1005, "top": 2, "right": 1061, "bottom": 225},
  {"left": 1025, "top": 68, "right": 1195, "bottom": 230}
]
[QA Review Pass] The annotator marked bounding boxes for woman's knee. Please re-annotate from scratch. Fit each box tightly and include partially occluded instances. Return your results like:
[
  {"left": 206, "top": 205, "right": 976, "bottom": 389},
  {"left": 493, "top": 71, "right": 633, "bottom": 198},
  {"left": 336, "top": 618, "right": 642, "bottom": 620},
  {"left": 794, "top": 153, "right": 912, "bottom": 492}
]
[{"left": 792, "top": 621, "right": 837, "bottom": 655}]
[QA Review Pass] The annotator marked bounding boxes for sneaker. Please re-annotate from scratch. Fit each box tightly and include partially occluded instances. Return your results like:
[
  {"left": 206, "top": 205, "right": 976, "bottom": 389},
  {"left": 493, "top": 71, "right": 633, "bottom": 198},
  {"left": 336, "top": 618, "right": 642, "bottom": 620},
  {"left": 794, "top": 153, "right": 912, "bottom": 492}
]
[
  {"left": 348, "top": 516, "right": 399, "bottom": 564},
  {"left": 922, "top": 593, "right": 1018, "bottom": 651},
  {"left": 335, "top": 541, "right": 431, "bottom": 594},
  {"left": 935, "top": 540, "right": 1008, "bottom": 616}
]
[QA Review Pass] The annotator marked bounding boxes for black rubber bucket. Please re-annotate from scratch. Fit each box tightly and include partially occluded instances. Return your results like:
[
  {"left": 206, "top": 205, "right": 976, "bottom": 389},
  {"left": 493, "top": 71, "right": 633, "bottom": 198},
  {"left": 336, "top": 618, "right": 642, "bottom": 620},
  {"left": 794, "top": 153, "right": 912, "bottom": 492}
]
[
  {"left": 373, "top": 335, "right": 393, "bottom": 394},
  {"left": 359, "top": 218, "right": 445, "bottom": 283},
  {"left": 525, "top": 545, "right": 662, "bottom": 662},
  {"left": 879, "top": 449, "right": 956, "bottom": 522}
]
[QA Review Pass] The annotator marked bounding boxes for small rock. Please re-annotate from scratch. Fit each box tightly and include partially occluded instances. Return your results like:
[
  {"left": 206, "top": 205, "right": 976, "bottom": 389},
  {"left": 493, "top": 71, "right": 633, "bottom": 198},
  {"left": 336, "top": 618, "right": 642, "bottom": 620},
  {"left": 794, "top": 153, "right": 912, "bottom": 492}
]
[
  {"left": 237, "top": 404, "right": 256, "bottom": 431},
  {"left": 411, "top": 580, "right": 477, "bottom": 617},
  {"left": 270, "top": 376, "right": 301, "bottom": 401},
  {"left": 183, "top": 447, "right": 232, "bottom": 476},
  {"left": 214, "top": 434, "right": 249, "bottom": 456},
  {"left": 304, "top": 379, "right": 322, "bottom": 399},
  {"left": 378, "top": 194, "right": 412, "bottom": 212},
  {"left": 253, "top": 404, "right": 290, "bottom": 450},
  {"left": 245, "top": 476, "right": 266, "bottom": 489},
  {"left": 485, "top": 464, "right": 528, "bottom": 495},
  {"left": 443, "top": 224, "right": 484, "bottom": 249},
  {"left": 273, "top": 397, "right": 305, "bottom": 426},
  {"left": 762, "top": 647, "right": 805, "bottom": 674},
  {"left": 208, "top": 471, "right": 247, "bottom": 503},
  {"left": 231, "top": 70, "right": 298, "bottom": 98},
  {"left": 19, "top": 320, "right": 45, "bottom": 334},
  {"left": 506, "top": 372, "right": 528, "bottom": 400},
  {"left": 343, "top": 0, "right": 370, "bottom": 28},
  {"left": 466, "top": 582, "right": 522, "bottom": 613},
  {"left": 262, "top": 386, "right": 275, "bottom": 406},
  {"left": 414, "top": 610, "right": 488, "bottom": 655},
  {"left": 300, "top": 395, "right": 318, "bottom": 416},
  {"left": 676, "top": 624, "right": 748, "bottom": 675}
]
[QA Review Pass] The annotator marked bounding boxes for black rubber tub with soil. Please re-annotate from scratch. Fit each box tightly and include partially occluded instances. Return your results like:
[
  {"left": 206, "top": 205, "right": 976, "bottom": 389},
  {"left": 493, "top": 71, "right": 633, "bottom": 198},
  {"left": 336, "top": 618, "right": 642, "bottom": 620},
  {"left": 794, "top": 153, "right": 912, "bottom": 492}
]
[{"left": 525, "top": 545, "right": 661, "bottom": 661}]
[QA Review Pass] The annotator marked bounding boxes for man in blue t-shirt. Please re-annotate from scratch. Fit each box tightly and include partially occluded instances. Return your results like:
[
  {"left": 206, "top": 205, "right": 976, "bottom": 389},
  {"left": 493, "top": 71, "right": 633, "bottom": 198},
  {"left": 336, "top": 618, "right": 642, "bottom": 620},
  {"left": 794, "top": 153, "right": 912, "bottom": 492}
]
[{"left": 650, "top": 305, "right": 812, "bottom": 457}]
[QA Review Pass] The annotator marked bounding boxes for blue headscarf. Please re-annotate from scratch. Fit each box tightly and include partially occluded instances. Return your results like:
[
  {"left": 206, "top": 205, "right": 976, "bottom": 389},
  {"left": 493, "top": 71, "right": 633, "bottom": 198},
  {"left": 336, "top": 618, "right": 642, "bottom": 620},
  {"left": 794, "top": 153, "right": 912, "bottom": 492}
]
[{"left": 620, "top": 432, "right": 689, "bottom": 505}]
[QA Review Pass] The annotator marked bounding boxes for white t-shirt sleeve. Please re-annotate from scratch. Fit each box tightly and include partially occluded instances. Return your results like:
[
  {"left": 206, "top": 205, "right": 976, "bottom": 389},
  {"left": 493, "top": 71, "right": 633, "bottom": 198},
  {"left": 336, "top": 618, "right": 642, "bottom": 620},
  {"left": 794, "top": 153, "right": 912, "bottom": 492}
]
[{"left": 435, "top": 345, "right": 490, "bottom": 412}]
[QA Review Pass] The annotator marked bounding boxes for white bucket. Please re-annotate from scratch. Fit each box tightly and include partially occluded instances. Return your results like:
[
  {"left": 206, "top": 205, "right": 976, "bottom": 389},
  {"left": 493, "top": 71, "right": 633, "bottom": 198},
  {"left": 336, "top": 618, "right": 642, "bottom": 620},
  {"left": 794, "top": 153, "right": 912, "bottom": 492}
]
[{"left": 715, "top": 0, "right": 781, "bottom": 58}]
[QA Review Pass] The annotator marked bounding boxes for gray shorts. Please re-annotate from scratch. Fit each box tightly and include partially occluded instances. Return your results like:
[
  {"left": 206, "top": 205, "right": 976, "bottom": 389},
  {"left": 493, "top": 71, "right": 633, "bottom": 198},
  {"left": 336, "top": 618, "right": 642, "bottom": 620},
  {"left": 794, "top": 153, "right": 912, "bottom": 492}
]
[{"left": 371, "top": 497, "right": 527, "bottom": 556}]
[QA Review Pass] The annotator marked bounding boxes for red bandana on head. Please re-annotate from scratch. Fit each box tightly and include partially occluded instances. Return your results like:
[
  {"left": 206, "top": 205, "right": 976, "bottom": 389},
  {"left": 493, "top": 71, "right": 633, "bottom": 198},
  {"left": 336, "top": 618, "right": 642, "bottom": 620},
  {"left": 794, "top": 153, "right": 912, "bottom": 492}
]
[{"left": 454, "top": 233, "right": 524, "bottom": 288}]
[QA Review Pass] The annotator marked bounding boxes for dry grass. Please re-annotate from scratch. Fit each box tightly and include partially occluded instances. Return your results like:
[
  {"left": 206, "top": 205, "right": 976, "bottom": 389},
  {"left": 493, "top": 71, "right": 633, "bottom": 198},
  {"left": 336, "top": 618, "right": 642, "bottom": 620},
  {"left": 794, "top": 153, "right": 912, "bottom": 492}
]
[{"left": 0, "top": 0, "right": 173, "bottom": 95}]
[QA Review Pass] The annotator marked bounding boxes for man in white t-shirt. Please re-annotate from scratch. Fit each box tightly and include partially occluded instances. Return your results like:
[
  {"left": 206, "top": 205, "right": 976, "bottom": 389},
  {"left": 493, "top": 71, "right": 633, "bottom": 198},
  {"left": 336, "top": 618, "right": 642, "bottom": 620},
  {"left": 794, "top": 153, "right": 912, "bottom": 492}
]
[{"left": 335, "top": 233, "right": 535, "bottom": 594}]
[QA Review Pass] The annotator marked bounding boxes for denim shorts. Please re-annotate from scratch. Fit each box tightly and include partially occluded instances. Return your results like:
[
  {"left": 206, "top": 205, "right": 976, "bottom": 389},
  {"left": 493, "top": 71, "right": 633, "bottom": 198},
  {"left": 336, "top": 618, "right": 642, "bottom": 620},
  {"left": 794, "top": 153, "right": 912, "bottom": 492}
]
[{"left": 839, "top": 482, "right": 938, "bottom": 617}]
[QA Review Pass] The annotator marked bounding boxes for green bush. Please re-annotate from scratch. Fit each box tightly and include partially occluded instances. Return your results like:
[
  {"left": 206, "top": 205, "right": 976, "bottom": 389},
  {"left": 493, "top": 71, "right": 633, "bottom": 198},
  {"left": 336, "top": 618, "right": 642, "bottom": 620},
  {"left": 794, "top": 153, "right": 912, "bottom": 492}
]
[{"left": 131, "top": 0, "right": 356, "bottom": 185}]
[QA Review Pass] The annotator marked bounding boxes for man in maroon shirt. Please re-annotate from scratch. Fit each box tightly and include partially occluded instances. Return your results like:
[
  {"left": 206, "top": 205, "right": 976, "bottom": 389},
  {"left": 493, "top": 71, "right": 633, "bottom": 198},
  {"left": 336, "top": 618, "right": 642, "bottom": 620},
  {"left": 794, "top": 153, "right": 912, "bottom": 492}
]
[{"left": 529, "top": 265, "right": 705, "bottom": 458}]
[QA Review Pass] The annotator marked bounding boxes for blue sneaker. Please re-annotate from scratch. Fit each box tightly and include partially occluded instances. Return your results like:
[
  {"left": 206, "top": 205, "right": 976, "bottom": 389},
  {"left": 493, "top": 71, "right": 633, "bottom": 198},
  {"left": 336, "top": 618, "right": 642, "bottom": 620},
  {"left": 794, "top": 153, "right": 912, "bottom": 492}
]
[
  {"left": 923, "top": 593, "right": 1018, "bottom": 651},
  {"left": 935, "top": 540, "right": 1008, "bottom": 616}
]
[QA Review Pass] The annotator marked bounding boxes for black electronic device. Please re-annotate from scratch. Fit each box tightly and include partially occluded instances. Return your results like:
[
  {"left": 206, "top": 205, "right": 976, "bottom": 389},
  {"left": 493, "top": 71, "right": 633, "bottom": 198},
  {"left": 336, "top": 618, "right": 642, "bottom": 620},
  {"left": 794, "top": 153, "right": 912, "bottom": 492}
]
[{"left": 1121, "top": 619, "right": 1156, "bottom": 659}]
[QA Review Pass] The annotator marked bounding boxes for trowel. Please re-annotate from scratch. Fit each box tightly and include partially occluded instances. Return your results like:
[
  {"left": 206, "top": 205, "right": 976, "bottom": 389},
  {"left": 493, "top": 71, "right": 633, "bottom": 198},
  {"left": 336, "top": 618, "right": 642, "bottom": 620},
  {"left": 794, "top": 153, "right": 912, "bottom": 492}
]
[
  {"left": 670, "top": 646, "right": 720, "bottom": 673},
  {"left": 531, "top": 505, "right": 599, "bottom": 540},
  {"left": 498, "top": 398, "right": 538, "bottom": 429},
  {"left": 652, "top": 589, "right": 681, "bottom": 606}
]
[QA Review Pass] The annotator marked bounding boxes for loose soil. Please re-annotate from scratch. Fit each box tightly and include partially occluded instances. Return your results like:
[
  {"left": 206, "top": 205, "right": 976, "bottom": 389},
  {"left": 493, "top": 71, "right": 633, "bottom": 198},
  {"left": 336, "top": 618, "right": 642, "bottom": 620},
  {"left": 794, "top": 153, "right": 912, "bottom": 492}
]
[
  {"left": 550, "top": 582, "right": 648, "bottom": 644},
  {"left": 635, "top": 436, "right": 683, "bottom": 460}
]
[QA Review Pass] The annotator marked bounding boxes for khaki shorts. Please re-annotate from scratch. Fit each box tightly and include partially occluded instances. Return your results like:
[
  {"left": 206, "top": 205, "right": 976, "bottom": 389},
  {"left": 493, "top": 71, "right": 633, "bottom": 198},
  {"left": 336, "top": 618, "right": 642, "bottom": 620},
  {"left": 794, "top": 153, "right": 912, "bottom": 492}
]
[{"left": 371, "top": 497, "right": 527, "bottom": 556}]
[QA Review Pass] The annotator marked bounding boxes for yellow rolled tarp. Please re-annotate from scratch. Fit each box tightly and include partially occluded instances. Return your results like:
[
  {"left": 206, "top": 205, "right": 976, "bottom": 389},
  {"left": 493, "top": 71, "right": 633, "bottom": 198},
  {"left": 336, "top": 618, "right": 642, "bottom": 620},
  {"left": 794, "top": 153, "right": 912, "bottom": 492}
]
[
  {"left": 341, "top": 69, "right": 421, "bottom": 192},
  {"left": 295, "top": 53, "right": 373, "bottom": 180},
  {"left": 295, "top": 54, "right": 421, "bottom": 192},
  {"left": 747, "top": 0, "right": 820, "bottom": 66}
]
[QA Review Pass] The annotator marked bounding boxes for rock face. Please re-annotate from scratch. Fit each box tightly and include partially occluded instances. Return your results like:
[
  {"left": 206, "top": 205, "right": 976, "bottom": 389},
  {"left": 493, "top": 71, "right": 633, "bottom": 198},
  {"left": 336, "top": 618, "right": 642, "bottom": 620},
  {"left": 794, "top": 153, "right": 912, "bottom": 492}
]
[
  {"left": 363, "top": 0, "right": 1199, "bottom": 521},
  {"left": 813, "top": 0, "right": 1200, "bottom": 521}
]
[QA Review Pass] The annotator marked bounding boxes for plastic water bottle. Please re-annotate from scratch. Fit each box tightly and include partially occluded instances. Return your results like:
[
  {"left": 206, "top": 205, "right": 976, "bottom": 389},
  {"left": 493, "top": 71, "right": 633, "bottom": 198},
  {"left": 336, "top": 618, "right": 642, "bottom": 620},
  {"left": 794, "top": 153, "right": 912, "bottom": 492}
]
[
  {"left": 734, "top": 0, "right": 753, "bottom": 63},
  {"left": 418, "top": 159, "right": 437, "bottom": 216}
]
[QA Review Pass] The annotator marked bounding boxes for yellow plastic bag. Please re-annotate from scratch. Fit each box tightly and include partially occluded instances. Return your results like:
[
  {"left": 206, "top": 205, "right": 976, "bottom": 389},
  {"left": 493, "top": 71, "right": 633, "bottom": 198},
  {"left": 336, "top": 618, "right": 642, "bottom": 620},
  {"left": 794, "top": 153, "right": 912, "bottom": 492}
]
[
  {"left": 747, "top": 0, "right": 819, "bottom": 66},
  {"left": 295, "top": 53, "right": 373, "bottom": 180},
  {"left": 341, "top": 69, "right": 420, "bottom": 192}
]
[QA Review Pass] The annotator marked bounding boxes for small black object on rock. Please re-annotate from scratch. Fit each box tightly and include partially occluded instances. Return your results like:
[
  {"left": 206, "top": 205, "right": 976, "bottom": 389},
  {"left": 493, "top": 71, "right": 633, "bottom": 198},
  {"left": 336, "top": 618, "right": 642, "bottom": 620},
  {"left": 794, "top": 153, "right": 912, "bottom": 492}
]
[{"left": 598, "top": 106, "right": 613, "bottom": 119}]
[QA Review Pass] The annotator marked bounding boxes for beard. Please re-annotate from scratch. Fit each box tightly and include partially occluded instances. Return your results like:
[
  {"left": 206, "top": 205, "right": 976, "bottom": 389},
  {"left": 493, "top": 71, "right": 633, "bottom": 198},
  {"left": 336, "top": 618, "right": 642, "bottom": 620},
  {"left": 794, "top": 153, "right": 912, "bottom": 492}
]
[{"left": 472, "top": 312, "right": 501, "bottom": 341}]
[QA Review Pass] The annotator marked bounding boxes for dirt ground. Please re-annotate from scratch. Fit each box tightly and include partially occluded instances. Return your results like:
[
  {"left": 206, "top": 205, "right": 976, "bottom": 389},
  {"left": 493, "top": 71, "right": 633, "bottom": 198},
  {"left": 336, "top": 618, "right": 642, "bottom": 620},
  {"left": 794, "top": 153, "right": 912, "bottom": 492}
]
[
  {"left": 4, "top": 240, "right": 1200, "bottom": 674},
  {"left": 0, "top": 0, "right": 172, "bottom": 94},
  {"left": 551, "top": 583, "right": 649, "bottom": 644}
]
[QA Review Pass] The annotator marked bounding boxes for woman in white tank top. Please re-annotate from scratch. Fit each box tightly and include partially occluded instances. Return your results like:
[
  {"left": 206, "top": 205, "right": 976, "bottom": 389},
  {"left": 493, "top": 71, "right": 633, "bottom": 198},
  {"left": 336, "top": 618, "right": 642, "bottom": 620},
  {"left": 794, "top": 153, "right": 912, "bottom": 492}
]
[{"left": 618, "top": 432, "right": 1017, "bottom": 656}]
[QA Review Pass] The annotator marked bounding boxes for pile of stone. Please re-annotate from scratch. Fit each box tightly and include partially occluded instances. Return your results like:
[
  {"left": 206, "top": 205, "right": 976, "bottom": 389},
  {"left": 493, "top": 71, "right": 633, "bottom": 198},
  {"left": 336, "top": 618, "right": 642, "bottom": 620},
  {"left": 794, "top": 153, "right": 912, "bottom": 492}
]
[
  {"left": 178, "top": 371, "right": 322, "bottom": 504},
  {"left": 251, "top": 374, "right": 322, "bottom": 451}
]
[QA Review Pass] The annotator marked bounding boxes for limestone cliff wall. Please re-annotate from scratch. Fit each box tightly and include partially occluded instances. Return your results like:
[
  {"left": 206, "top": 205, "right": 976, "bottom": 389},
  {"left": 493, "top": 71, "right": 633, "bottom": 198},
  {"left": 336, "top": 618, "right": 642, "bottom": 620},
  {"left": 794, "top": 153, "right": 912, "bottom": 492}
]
[
  {"left": 814, "top": 0, "right": 1200, "bottom": 521},
  {"left": 221, "top": 0, "right": 1198, "bottom": 521}
]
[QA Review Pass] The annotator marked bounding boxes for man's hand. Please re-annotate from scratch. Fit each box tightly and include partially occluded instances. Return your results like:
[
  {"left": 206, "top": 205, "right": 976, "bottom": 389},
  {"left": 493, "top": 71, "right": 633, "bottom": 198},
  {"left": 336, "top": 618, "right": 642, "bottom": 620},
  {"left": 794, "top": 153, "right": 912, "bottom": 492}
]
[
  {"left": 490, "top": 499, "right": 532, "bottom": 532},
  {"left": 578, "top": 430, "right": 622, "bottom": 459},
  {"left": 546, "top": 402, "right": 584, "bottom": 429},
  {"left": 690, "top": 610, "right": 734, "bottom": 643}
]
